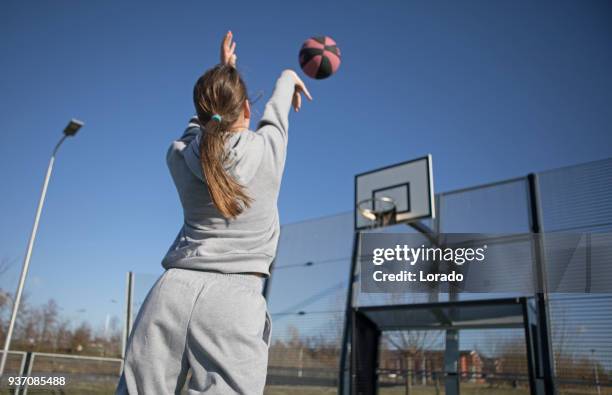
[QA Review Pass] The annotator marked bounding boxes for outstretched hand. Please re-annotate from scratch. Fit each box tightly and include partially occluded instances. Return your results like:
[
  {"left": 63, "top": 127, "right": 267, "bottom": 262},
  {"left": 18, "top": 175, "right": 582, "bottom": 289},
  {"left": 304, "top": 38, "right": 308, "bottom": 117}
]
[
  {"left": 285, "top": 70, "right": 313, "bottom": 112},
  {"left": 218, "top": 34, "right": 312, "bottom": 112},
  {"left": 220, "top": 31, "right": 237, "bottom": 67}
]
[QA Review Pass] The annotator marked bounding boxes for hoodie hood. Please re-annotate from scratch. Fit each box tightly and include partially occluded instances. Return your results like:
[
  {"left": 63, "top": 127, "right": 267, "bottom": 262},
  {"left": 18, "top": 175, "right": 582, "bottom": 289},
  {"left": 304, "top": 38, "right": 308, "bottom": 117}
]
[{"left": 183, "top": 128, "right": 265, "bottom": 186}]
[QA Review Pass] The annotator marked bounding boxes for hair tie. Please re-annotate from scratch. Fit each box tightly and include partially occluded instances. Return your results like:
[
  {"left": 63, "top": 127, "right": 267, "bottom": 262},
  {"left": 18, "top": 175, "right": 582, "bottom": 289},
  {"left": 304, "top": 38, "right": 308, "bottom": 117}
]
[{"left": 211, "top": 114, "right": 222, "bottom": 122}]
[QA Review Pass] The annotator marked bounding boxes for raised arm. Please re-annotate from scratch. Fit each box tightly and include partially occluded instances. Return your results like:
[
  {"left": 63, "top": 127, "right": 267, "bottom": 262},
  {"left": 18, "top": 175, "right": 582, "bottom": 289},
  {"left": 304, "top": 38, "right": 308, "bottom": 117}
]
[
  {"left": 257, "top": 70, "right": 312, "bottom": 170},
  {"left": 178, "top": 31, "right": 239, "bottom": 143}
]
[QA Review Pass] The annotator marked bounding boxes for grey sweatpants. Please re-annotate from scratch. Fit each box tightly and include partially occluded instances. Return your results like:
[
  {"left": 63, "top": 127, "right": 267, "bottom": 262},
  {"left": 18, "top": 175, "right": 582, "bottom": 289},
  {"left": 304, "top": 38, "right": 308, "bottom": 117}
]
[{"left": 116, "top": 268, "right": 271, "bottom": 395}]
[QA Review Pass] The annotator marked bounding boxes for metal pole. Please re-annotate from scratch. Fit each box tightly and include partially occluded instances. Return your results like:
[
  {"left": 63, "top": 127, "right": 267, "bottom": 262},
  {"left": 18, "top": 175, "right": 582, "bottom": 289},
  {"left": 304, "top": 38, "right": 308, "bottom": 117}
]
[
  {"left": 338, "top": 231, "right": 361, "bottom": 395},
  {"left": 0, "top": 136, "right": 67, "bottom": 378},
  {"left": 122, "top": 271, "right": 134, "bottom": 358},
  {"left": 444, "top": 329, "right": 460, "bottom": 395},
  {"left": 591, "top": 349, "right": 601, "bottom": 395},
  {"left": 409, "top": 216, "right": 462, "bottom": 394},
  {"left": 527, "top": 173, "right": 556, "bottom": 394}
]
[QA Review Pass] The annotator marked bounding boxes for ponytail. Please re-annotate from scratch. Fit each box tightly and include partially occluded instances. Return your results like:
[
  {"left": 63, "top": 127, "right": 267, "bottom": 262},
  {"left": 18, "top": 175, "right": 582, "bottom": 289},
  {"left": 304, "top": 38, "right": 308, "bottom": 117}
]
[
  {"left": 194, "top": 64, "right": 252, "bottom": 219},
  {"left": 200, "top": 118, "right": 252, "bottom": 219}
]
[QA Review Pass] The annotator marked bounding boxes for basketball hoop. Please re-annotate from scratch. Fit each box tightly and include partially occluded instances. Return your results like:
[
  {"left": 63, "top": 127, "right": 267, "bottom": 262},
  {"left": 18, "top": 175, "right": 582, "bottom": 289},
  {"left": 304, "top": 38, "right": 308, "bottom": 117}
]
[{"left": 356, "top": 197, "right": 397, "bottom": 229}]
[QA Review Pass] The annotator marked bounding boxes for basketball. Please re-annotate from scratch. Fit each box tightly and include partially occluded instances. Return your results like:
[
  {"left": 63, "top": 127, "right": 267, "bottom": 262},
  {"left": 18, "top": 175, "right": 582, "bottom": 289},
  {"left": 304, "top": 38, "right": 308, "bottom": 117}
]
[{"left": 299, "top": 36, "right": 341, "bottom": 79}]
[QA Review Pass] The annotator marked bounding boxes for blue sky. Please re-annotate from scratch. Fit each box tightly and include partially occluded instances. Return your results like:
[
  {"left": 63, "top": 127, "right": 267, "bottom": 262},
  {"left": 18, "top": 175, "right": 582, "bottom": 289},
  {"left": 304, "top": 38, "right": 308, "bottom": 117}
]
[{"left": 1, "top": 0, "right": 612, "bottom": 328}]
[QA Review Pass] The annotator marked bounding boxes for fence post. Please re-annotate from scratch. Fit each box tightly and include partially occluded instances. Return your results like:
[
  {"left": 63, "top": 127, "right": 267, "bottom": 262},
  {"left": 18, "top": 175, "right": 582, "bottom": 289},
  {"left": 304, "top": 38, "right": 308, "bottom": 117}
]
[
  {"left": 338, "top": 231, "right": 361, "bottom": 395},
  {"left": 122, "top": 272, "right": 134, "bottom": 359},
  {"left": 444, "top": 330, "right": 460, "bottom": 395},
  {"left": 20, "top": 352, "right": 34, "bottom": 395},
  {"left": 527, "top": 173, "right": 556, "bottom": 395},
  {"left": 405, "top": 356, "right": 412, "bottom": 395}
]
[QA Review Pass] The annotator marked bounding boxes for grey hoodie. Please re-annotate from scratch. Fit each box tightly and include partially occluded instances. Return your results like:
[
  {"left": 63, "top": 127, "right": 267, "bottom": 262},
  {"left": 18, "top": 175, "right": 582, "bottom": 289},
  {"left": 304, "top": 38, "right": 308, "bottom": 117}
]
[{"left": 161, "top": 70, "right": 295, "bottom": 276}]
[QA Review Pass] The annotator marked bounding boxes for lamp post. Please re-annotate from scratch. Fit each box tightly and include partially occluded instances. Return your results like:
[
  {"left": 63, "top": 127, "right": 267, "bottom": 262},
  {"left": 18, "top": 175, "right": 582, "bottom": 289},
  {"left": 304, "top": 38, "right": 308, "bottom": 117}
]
[{"left": 0, "top": 119, "right": 84, "bottom": 378}]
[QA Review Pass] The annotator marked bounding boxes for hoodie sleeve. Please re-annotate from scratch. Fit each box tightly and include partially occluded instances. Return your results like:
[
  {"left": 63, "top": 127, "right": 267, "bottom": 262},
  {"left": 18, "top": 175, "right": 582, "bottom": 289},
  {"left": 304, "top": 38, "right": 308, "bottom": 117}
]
[
  {"left": 180, "top": 116, "right": 202, "bottom": 144},
  {"left": 256, "top": 70, "right": 295, "bottom": 174}
]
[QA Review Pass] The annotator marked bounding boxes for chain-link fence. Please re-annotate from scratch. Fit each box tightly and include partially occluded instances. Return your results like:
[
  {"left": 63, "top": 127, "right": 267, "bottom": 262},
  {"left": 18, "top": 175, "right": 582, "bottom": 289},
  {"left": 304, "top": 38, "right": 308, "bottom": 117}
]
[{"left": 539, "top": 159, "right": 612, "bottom": 394}]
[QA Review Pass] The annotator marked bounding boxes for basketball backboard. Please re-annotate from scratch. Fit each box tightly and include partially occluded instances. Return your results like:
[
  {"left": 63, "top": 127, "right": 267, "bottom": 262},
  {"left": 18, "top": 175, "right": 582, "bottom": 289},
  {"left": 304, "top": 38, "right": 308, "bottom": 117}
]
[{"left": 355, "top": 155, "right": 435, "bottom": 230}]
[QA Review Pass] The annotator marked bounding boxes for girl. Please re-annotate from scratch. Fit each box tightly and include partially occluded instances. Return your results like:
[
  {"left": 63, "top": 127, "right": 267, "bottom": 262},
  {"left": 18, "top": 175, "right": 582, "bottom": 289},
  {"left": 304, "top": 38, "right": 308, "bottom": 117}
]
[{"left": 117, "top": 31, "right": 311, "bottom": 395}]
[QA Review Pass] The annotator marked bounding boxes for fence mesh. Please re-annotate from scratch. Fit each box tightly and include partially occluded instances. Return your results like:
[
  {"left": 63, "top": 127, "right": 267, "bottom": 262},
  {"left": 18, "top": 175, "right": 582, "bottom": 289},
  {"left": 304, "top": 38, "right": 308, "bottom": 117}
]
[
  {"left": 539, "top": 159, "right": 612, "bottom": 394},
  {"left": 0, "top": 351, "right": 26, "bottom": 391},
  {"left": 266, "top": 214, "right": 353, "bottom": 393},
  {"left": 376, "top": 328, "right": 530, "bottom": 394},
  {"left": 264, "top": 158, "right": 612, "bottom": 394},
  {"left": 23, "top": 353, "right": 122, "bottom": 394}
]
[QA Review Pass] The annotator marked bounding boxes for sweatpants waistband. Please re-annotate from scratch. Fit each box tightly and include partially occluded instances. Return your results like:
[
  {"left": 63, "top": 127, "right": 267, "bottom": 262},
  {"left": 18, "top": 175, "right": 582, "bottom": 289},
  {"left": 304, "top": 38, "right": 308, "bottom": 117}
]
[{"left": 164, "top": 268, "right": 265, "bottom": 293}]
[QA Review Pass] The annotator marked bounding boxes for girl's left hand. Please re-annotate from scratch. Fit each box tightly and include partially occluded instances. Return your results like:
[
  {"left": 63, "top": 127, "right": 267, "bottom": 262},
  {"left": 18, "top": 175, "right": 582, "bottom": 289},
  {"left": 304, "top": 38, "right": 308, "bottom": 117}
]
[
  {"left": 220, "top": 31, "right": 237, "bottom": 67},
  {"left": 287, "top": 71, "right": 312, "bottom": 112}
]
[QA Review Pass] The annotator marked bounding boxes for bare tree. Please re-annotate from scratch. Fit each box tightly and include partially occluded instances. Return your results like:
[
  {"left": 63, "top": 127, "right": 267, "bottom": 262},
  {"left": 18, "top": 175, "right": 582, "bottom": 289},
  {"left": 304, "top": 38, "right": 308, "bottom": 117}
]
[
  {"left": 380, "top": 294, "right": 443, "bottom": 390},
  {"left": 71, "top": 322, "right": 92, "bottom": 353},
  {"left": 39, "top": 299, "right": 59, "bottom": 347}
]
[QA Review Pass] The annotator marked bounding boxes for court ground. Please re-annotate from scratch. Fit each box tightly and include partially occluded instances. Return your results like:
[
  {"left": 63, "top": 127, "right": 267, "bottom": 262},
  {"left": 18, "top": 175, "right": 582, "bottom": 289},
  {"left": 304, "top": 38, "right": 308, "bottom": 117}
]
[{"left": 264, "top": 384, "right": 609, "bottom": 395}]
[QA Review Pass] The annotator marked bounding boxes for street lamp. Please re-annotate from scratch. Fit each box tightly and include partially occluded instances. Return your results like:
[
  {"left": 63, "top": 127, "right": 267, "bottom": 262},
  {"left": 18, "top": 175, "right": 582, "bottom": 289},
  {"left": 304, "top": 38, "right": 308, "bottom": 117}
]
[{"left": 0, "top": 119, "right": 84, "bottom": 378}]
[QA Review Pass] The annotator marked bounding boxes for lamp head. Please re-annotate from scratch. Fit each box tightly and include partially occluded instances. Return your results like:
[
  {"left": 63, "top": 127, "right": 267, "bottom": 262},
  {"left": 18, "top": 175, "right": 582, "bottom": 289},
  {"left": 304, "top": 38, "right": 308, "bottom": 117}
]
[{"left": 64, "top": 119, "right": 84, "bottom": 136}]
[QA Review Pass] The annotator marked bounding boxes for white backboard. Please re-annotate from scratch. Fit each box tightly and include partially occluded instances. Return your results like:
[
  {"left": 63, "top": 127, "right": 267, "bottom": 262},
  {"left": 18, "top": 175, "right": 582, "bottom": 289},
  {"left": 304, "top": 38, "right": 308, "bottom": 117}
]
[{"left": 355, "top": 155, "right": 435, "bottom": 230}]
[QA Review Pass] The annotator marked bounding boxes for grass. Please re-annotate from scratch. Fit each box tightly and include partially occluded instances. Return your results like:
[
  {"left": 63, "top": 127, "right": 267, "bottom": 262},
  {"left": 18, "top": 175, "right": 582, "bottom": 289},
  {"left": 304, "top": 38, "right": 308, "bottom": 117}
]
[
  {"left": 1, "top": 382, "right": 606, "bottom": 394},
  {"left": 378, "top": 383, "right": 530, "bottom": 394},
  {"left": 265, "top": 386, "right": 337, "bottom": 395},
  {"left": 264, "top": 384, "right": 529, "bottom": 395},
  {"left": 265, "top": 383, "right": 610, "bottom": 395}
]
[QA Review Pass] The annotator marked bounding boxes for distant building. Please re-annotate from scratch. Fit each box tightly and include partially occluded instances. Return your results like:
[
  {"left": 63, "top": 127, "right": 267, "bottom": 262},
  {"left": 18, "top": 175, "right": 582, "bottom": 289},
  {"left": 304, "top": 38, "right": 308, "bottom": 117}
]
[{"left": 379, "top": 349, "right": 484, "bottom": 384}]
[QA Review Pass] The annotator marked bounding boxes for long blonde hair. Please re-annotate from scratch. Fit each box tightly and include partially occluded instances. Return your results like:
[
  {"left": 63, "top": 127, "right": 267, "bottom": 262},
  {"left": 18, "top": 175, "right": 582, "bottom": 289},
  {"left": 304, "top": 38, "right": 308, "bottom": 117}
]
[{"left": 193, "top": 64, "right": 252, "bottom": 219}]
